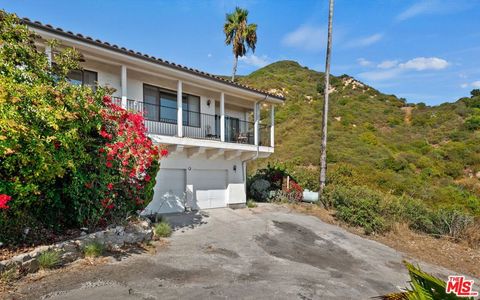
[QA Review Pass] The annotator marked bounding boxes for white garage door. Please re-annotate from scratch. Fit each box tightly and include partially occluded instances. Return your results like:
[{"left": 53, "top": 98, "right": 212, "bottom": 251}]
[
  {"left": 143, "top": 168, "right": 186, "bottom": 214},
  {"left": 191, "top": 169, "right": 227, "bottom": 209}
]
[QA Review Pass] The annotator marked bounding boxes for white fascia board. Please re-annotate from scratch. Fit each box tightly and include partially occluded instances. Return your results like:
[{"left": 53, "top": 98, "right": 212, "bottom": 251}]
[
  {"left": 148, "top": 134, "right": 274, "bottom": 154},
  {"left": 31, "top": 28, "right": 284, "bottom": 104}
]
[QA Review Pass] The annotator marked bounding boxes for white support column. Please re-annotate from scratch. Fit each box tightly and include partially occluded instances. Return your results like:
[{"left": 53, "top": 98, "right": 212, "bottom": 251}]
[
  {"left": 121, "top": 65, "right": 127, "bottom": 108},
  {"left": 177, "top": 80, "right": 183, "bottom": 137},
  {"left": 254, "top": 102, "right": 259, "bottom": 146},
  {"left": 270, "top": 104, "right": 275, "bottom": 147},
  {"left": 45, "top": 45, "right": 52, "bottom": 67},
  {"left": 220, "top": 92, "right": 225, "bottom": 142}
]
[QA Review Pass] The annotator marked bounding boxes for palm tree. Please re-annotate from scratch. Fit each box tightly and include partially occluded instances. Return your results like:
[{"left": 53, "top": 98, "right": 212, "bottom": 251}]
[
  {"left": 224, "top": 7, "right": 257, "bottom": 81},
  {"left": 319, "top": 0, "right": 334, "bottom": 204}
]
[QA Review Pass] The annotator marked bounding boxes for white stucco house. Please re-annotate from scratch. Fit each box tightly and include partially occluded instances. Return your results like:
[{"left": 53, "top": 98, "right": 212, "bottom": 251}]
[{"left": 24, "top": 18, "right": 284, "bottom": 214}]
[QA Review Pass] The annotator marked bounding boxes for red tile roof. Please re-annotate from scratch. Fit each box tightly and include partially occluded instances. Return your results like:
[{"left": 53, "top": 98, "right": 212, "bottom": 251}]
[{"left": 22, "top": 18, "right": 285, "bottom": 101}]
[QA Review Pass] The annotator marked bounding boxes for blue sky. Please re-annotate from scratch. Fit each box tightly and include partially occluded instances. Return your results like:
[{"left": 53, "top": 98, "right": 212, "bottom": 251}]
[{"left": 1, "top": 0, "right": 479, "bottom": 105}]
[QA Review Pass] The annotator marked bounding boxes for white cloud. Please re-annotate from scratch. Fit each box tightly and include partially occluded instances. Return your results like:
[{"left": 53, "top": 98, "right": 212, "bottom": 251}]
[
  {"left": 239, "top": 54, "right": 270, "bottom": 68},
  {"left": 398, "top": 57, "right": 448, "bottom": 71},
  {"left": 377, "top": 60, "right": 398, "bottom": 69},
  {"left": 207, "top": 53, "right": 212, "bottom": 58},
  {"left": 346, "top": 33, "right": 383, "bottom": 48},
  {"left": 282, "top": 25, "right": 326, "bottom": 51},
  {"left": 358, "top": 56, "right": 449, "bottom": 82},
  {"left": 396, "top": 0, "right": 473, "bottom": 21},
  {"left": 357, "top": 58, "right": 372, "bottom": 67},
  {"left": 396, "top": 0, "right": 437, "bottom": 21},
  {"left": 358, "top": 68, "right": 403, "bottom": 81},
  {"left": 461, "top": 81, "right": 480, "bottom": 89}
]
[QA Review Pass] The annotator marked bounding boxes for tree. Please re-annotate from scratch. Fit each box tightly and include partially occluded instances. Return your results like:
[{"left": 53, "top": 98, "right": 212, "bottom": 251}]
[
  {"left": 223, "top": 7, "right": 257, "bottom": 81},
  {"left": 319, "top": 0, "right": 334, "bottom": 203},
  {"left": 471, "top": 89, "right": 480, "bottom": 97}
]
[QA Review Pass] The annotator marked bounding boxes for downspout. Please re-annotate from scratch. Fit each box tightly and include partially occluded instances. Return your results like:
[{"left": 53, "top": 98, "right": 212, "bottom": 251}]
[{"left": 242, "top": 95, "right": 269, "bottom": 196}]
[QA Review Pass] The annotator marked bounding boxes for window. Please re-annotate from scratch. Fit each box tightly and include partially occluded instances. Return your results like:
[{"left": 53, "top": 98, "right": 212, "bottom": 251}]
[
  {"left": 67, "top": 69, "right": 97, "bottom": 90},
  {"left": 143, "top": 84, "right": 200, "bottom": 127}
]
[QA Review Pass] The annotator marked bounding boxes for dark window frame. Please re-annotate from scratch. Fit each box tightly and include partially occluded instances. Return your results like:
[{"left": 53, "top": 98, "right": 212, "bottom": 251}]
[
  {"left": 67, "top": 69, "right": 98, "bottom": 89},
  {"left": 142, "top": 83, "right": 200, "bottom": 127}
]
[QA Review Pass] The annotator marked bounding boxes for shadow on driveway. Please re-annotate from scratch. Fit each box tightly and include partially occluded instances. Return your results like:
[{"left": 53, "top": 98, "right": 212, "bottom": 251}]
[{"left": 161, "top": 210, "right": 209, "bottom": 231}]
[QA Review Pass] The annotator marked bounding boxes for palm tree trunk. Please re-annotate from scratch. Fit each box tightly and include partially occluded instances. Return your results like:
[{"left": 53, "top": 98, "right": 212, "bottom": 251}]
[
  {"left": 232, "top": 55, "right": 238, "bottom": 81},
  {"left": 319, "top": 0, "right": 334, "bottom": 205}
]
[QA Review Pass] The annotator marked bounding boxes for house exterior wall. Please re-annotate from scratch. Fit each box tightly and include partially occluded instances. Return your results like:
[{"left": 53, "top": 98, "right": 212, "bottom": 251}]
[{"left": 29, "top": 22, "right": 281, "bottom": 215}]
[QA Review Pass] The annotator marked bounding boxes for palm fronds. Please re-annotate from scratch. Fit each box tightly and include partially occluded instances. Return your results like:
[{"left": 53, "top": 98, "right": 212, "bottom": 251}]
[{"left": 376, "top": 261, "right": 475, "bottom": 300}]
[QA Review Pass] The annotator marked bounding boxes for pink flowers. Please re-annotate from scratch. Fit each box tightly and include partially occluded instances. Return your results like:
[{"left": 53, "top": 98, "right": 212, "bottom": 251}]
[
  {"left": 160, "top": 148, "right": 169, "bottom": 157},
  {"left": 99, "top": 129, "right": 112, "bottom": 140},
  {"left": 0, "top": 194, "right": 11, "bottom": 210},
  {"left": 95, "top": 97, "right": 167, "bottom": 214}
]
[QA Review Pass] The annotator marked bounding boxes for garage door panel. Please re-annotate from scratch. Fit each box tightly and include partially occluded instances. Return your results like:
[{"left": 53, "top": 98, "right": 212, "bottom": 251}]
[
  {"left": 209, "top": 190, "right": 226, "bottom": 208},
  {"left": 192, "top": 170, "right": 227, "bottom": 209}
]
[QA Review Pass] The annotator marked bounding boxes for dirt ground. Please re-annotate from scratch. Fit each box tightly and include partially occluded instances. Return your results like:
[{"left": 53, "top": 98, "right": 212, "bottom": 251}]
[
  {"left": 289, "top": 202, "right": 480, "bottom": 278},
  {"left": 2, "top": 204, "right": 476, "bottom": 299}
]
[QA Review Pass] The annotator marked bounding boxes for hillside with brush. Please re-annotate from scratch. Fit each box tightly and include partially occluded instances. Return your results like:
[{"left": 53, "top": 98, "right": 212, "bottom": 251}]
[{"left": 238, "top": 60, "right": 480, "bottom": 218}]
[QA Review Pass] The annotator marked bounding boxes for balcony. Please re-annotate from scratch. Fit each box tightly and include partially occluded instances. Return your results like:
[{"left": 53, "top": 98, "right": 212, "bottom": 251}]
[{"left": 113, "top": 97, "right": 272, "bottom": 147}]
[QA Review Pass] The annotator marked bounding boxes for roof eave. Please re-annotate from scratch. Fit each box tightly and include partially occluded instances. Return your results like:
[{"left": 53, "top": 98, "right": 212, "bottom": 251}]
[{"left": 23, "top": 19, "right": 286, "bottom": 102}]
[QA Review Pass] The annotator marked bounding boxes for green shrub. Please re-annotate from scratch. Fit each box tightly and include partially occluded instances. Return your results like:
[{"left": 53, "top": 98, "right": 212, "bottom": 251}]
[
  {"left": 38, "top": 250, "right": 61, "bottom": 269},
  {"left": 290, "top": 166, "right": 319, "bottom": 191},
  {"left": 328, "top": 185, "right": 389, "bottom": 234},
  {"left": 246, "top": 199, "right": 257, "bottom": 208},
  {"left": 465, "top": 115, "right": 480, "bottom": 130},
  {"left": 429, "top": 208, "right": 474, "bottom": 239},
  {"left": 249, "top": 179, "right": 271, "bottom": 202},
  {"left": 83, "top": 241, "right": 105, "bottom": 258},
  {"left": 401, "top": 198, "right": 435, "bottom": 233},
  {"left": 153, "top": 222, "right": 172, "bottom": 238},
  {"left": 0, "top": 267, "right": 19, "bottom": 283}
]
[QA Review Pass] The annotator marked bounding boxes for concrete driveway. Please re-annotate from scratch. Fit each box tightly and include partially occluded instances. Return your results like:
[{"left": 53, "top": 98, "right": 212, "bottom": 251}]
[{"left": 11, "top": 204, "right": 462, "bottom": 299}]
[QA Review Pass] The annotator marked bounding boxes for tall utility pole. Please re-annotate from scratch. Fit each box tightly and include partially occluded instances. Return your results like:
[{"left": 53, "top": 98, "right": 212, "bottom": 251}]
[{"left": 319, "top": 0, "right": 334, "bottom": 202}]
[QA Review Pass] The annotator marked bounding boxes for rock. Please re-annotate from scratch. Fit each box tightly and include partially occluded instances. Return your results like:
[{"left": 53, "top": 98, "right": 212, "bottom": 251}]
[
  {"left": 138, "top": 218, "right": 151, "bottom": 228},
  {"left": 61, "top": 242, "right": 78, "bottom": 253},
  {"left": 13, "top": 253, "right": 32, "bottom": 264},
  {"left": 21, "top": 259, "right": 39, "bottom": 273},
  {"left": 114, "top": 226, "right": 125, "bottom": 235},
  {"left": 476, "top": 171, "right": 480, "bottom": 179},
  {"left": 61, "top": 251, "right": 79, "bottom": 263},
  {"left": 30, "top": 246, "right": 49, "bottom": 258},
  {"left": 94, "top": 231, "right": 105, "bottom": 240},
  {"left": 0, "top": 220, "right": 155, "bottom": 279},
  {"left": 74, "top": 239, "right": 87, "bottom": 249}
]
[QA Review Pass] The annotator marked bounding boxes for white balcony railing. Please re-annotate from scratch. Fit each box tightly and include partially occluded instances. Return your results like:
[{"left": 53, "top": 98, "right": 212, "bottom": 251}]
[{"left": 112, "top": 97, "right": 271, "bottom": 146}]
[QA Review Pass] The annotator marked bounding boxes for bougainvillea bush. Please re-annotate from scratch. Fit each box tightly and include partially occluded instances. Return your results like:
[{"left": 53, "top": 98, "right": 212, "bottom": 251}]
[
  {"left": 0, "top": 11, "right": 165, "bottom": 245},
  {"left": 67, "top": 95, "right": 164, "bottom": 230}
]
